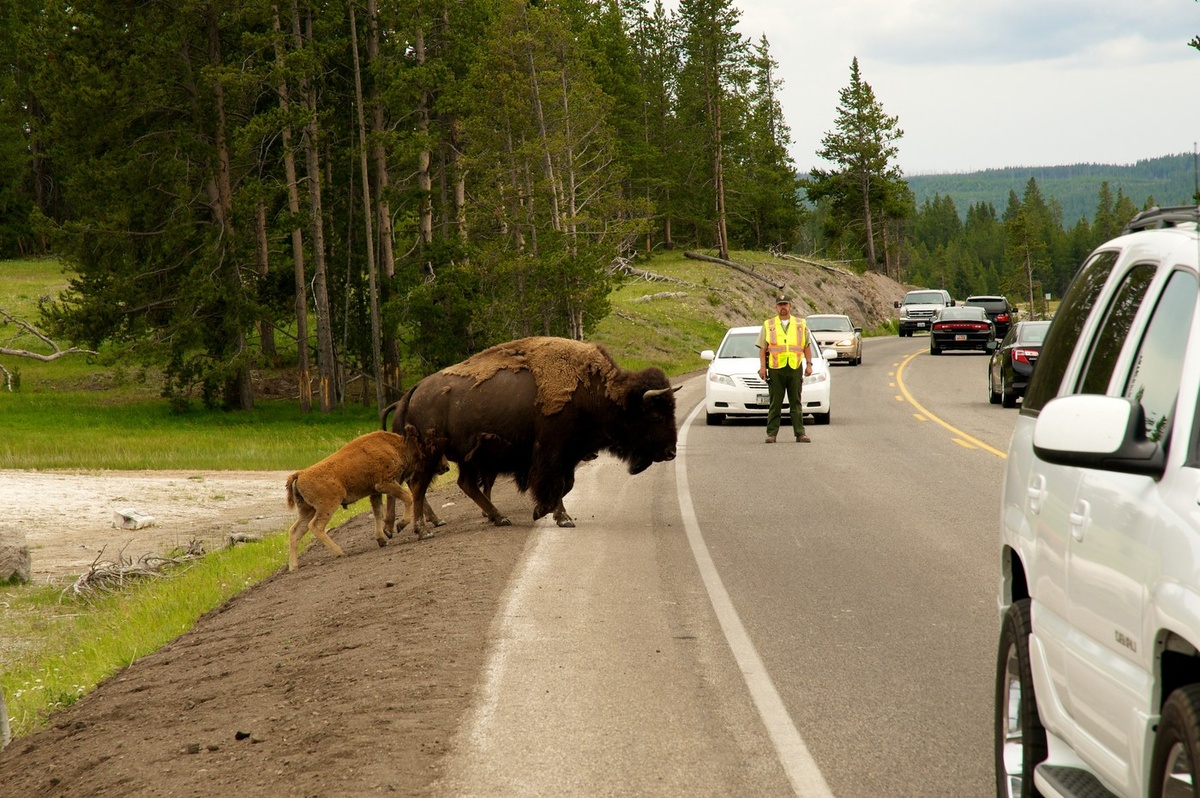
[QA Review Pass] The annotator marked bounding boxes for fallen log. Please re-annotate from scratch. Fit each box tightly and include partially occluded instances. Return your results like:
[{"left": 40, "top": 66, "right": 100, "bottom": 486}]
[
  {"left": 683, "top": 251, "right": 784, "bottom": 290},
  {"left": 773, "top": 252, "right": 858, "bottom": 276},
  {"left": 631, "top": 291, "right": 688, "bottom": 303}
]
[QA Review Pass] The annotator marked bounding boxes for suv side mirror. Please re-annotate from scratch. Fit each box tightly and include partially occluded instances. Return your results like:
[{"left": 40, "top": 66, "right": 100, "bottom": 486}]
[
  {"left": 949, "top": 299, "right": 956, "bottom": 306},
  {"left": 893, "top": 300, "right": 901, "bottom": 308},
  {"left": 1032, "top": 395, "right": 1165, "bottom": 478}
]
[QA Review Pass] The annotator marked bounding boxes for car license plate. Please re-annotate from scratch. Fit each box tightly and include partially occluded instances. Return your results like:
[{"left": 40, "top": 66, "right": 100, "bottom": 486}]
[
  {"left": 916, "top": 322, "right": 926, "bottom": 328},
  {"left": 955, "top": 334, "right": 967, "bottom": 341},
  {"left": 756, "top": 393, "right": 770, "bottom": 405}
]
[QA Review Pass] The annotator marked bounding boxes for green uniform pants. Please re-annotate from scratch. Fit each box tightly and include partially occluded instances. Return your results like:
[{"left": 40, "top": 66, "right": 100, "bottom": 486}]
[{"left": 765, "top": 365, "right": 804, "bottom": 437}]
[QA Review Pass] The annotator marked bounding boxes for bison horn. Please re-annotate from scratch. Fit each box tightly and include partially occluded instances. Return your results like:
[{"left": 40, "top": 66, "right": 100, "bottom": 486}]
[{"left": 643, "top": 385, "right": 679, "bottom": 401}]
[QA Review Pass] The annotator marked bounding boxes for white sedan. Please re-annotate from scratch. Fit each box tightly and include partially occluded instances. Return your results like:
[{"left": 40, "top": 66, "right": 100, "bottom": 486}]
[{"left": 699, "top": 325, "right": 833, "bottom": 426}]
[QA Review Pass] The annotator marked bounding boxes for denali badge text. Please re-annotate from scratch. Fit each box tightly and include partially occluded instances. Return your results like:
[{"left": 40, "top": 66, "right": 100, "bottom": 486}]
[{"left": 1115, "top": 631, "right": 1137, "bottom": 653}]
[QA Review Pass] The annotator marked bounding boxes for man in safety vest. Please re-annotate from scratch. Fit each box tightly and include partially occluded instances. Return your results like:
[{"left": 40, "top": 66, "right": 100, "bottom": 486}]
[{"left": 756, "top": 294, "right": 813, "bottom": 443}]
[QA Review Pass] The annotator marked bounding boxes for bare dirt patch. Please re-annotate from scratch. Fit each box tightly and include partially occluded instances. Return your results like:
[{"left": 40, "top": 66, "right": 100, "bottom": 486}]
[
  {"left": 2, "top": 470, "right": 297, "bottom": 582},
  {"left": 0, "top": 471, "right": 532, "bottom": 797}
]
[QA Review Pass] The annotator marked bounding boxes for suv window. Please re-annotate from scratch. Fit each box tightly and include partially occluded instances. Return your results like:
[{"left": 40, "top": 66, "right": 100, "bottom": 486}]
[
  {"left": 1077, "top": 263, "right": 1156, "bottom": 395},
  {"left": 1022, "top": 250, "right": 1119, "bottom": 413},
  {"left": 1124, "top": 269, "right": 1197, "bottom": 442}
]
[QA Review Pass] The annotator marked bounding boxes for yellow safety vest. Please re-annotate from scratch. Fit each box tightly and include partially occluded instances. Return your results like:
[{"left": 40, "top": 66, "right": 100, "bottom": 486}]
[{"left": 764, "top": 317, "right": 806, "bottom": 369}]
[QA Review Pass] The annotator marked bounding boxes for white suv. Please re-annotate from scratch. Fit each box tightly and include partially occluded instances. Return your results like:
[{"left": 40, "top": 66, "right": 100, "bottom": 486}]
[
  {"left": 895, "top": 288, "right": 954, "bottom": 336},
  {"left": 996, "top": 206, "right": 1200, "bottom": 797}
]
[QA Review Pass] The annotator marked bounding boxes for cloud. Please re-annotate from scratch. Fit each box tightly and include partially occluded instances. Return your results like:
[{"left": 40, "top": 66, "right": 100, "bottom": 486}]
[{"left": 812, "top": 0, "right": 1197, "bottom": 67}]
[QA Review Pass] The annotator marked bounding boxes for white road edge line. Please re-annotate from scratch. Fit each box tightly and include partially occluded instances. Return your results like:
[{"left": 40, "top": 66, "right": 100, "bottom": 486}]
[{"left": 677, "top": 400, "right": 835, "bottom": 798}]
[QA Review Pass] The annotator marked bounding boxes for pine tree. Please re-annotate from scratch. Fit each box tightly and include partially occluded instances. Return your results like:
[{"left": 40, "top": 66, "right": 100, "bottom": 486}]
[
  {"left": 730, "top": 35, "right": 801, "bottom": 250},
  {"left": 674, "top": 0, "right": 750, "bottom": 259},
  {"left": 805, "top": 57, "right": 905, "bottom": 272}
]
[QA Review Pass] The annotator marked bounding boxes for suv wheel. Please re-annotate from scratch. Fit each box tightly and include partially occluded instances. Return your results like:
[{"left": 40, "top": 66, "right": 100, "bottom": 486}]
[
  {"left": 1150, "top": 685, "right": 1200, "bottom": 797},
  {"left": 995, "top": 599, "right": 1047, "bottom": 798}
]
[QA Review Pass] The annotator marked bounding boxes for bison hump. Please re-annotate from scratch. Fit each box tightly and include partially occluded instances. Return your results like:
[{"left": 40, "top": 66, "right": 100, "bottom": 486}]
[{"left": 442, "top": 336, "right": 621, "bottom": 415}]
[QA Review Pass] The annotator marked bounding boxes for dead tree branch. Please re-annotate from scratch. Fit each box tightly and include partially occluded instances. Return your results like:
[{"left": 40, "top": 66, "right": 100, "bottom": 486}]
[
  {"left": 683, "top": 251, "right": 784, "bottom": 290},
  {"left": 0, "top": 308, "right": 98, "bottom": 362},
  {"left": 771, "top": 252, "right": 858, "bottom": 276},
  {"left": 61, "top": 541, "right": 207, "bottom": 600},
  {"left": 607, "top": 257, "right": 699, "bottom": 288}
]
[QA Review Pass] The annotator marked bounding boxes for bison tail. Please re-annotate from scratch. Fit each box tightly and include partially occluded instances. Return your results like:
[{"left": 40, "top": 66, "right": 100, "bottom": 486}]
[
  {"left": 379, "top": 399, "right": 400, "bottom": 431},
  {"left": 285, "top": 473, "right": 299, "bottom": 509},
  {"left": 380, "top": 383, "right": 418, "bottom": 431}
]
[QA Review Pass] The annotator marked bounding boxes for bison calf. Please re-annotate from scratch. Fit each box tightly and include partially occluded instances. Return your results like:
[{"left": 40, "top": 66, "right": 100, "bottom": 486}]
[{"left": 284, "top": 428, "right": 426, "bottom": 572}]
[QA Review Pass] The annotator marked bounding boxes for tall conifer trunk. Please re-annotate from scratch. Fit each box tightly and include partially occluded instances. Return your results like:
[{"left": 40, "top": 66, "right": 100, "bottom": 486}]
[
  {"left": 274, "top": 6, "right": 312, "bottom": 412},
  {"left": 349, "top": 2, "right": 384, "bottom": 410},
  {"left": 293, "top": 0, "right": 338, "bottom": 412}
]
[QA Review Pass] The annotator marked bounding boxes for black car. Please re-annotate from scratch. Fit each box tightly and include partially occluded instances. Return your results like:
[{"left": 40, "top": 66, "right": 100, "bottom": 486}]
[
  {"left": 964, "top": 295, "right": 1018, "bottom": 339},
  {"left": 987, "top": 319, "right": 1052, "bottom": 407},
  {"left": 929, "top": 306, "right": 995, "bottom": 354}
]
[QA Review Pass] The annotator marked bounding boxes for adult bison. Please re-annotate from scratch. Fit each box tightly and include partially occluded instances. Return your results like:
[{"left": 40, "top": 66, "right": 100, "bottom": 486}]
[{"left": 381, "top": 336, "right": 679, "bottom": 539}]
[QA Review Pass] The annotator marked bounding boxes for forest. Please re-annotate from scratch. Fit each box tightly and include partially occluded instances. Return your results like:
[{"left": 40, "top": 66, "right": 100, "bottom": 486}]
[
  {"left": 0, "top": 0, "right": 1192, "bottom": 412},
  {"left": 1, "top": 0, "right": 805, "bottom": 412},
  {"left": 907, "top": 153, "right": 1198, "bottom": 227}
]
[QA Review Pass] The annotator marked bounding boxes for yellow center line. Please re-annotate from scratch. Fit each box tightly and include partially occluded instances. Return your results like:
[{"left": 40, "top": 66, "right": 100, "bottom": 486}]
[{"left": 895, "top": 350, "right": 1008, "bottom": 459}]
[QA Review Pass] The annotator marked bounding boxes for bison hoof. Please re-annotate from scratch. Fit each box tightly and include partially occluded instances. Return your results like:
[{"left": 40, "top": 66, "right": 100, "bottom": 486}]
[
  {"left": 415, "top": 529, "right": 435, "bottom": 541},
  {"left": 384, "top": 528, "right": 394, "bottom": 540},
  {"left": 377, "top": 538, "right": 388, "bottom": 548},
  {"left": 493, "top": 516, "right": 512, "bottom": 527},
  {"left": 556, "top": 518, "right": 576, "bottom": 528}
]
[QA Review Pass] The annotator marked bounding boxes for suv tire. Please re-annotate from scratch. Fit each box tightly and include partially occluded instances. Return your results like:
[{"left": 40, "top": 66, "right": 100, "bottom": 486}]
[
  {"left": 995, "top": 599, "right": 1047, "bottom": 798},
  {"left": 1149, "top": 685, "right": 1200, "bottom": 797}
]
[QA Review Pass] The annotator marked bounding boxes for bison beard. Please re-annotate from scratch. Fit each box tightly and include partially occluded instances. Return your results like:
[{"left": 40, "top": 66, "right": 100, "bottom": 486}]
[{"left": 381, "top": 337, "right": 679, "bottom": 538}]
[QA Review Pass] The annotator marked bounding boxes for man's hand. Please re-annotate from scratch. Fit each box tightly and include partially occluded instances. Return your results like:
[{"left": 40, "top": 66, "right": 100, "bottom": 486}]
[{"left": 758, "top": 366, "right": 768, "bottom": 380}]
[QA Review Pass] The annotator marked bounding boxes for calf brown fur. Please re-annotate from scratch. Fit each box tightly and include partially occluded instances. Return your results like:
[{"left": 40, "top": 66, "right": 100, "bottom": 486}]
[{"left": 285, "top": 427, "right": 425, "bottom": 571}]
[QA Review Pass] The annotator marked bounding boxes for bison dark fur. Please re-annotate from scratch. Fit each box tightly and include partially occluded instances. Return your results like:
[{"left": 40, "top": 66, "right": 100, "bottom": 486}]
[{"left": 380, "top": 336, "right": 678, "bottom": 538}]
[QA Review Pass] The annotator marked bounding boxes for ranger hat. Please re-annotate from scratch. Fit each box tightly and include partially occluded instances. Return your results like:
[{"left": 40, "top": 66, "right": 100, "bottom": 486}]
[{"left": 775, "top": 294, "right": 791, "bottom": 304}]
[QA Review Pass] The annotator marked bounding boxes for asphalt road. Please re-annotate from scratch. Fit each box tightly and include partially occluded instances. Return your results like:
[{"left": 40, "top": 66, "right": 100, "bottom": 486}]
[{"left": 437, "top": 334, "right": 1015, "bottom": 797}]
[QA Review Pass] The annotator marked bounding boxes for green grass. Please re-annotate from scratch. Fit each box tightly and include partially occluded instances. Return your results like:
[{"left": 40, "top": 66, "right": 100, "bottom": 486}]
[
  {"left": 0, "top": 259, "right": 70, "bottom": 317},
  {"left": 594, "top": 249, "right": 755, "bottom": 374},
  {"left": 0, "top": 522, "right": 363, "bottom": 738},
  {"left": 0, "top": 394, "right": 382, "bottom": 470}
]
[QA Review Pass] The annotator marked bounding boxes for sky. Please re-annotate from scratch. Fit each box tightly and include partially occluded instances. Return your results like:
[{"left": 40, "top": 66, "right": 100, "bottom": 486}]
[{"left": 665, "top": 0, "right": 1200, "bottom": 175}]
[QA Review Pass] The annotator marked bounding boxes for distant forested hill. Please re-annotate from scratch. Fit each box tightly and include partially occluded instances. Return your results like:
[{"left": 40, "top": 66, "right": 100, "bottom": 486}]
[{"left": 906, "top": 153, "right": 1198, "bottom": 224}]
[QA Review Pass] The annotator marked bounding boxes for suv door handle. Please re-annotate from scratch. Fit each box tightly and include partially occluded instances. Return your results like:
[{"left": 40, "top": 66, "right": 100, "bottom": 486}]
[
  {"left": 1027, "top": 475, "right": 1046, "bottom": 514},
  {"left": 1069, "top": 500, "right": 1091, "bottom": 541}
]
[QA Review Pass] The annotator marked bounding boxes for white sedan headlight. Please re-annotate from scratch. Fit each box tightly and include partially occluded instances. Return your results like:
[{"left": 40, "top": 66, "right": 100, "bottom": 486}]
[{"left": 708, "top": 372, "right": 735, "bottom": 386}]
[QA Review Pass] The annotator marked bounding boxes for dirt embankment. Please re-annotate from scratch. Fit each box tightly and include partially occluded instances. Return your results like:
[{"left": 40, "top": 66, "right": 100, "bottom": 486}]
[
  {"left": 0, "top": 474, "right": 531, "bottom": 797},
  {"left": 674, "top": 251, "right": 907, "bottom": 334}
]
